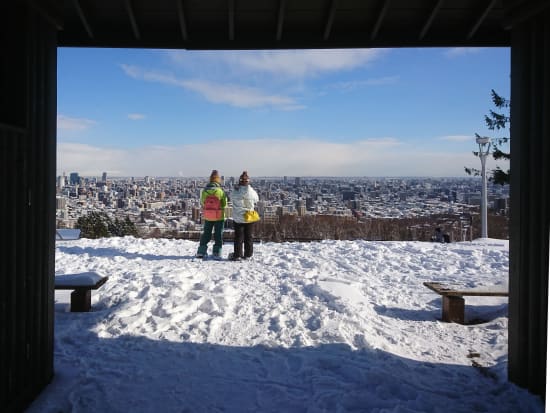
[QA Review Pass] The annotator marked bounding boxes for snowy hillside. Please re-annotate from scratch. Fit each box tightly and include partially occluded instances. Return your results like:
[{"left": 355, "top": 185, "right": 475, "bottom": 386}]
[{"left": 27, "top": 237, "right": 543, "bottom": 412}]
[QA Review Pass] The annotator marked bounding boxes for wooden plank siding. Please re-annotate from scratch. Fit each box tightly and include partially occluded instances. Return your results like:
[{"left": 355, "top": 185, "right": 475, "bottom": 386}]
[
  {"left": 0, "top": 3, "right": 57, "bottom": 411},
  {"left": 0, "top": 123, "right": 26, "bottom": 411},
  {"left": 508, "top": 7, "right": 550, "bottom": 396}
]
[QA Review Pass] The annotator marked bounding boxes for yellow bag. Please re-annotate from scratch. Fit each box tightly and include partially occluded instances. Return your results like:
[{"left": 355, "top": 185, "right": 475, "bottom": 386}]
[{"left": 243, "top": 210, "right": 260, "bottom": 223}]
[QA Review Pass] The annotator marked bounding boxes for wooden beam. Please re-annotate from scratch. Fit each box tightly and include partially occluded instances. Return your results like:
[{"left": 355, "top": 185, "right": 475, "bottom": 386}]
[
  {"left": 73, "top": 0, "right": 93, "bottom": 39},
  {"left": 323, "top": 0, "right": 338, "bottom": 41},
  {"left": 124, "top": 0, "right": 141, "bottom": 40},
  {"left": 228, "top": 0, "right": 235, "bottom": 41},
  {"left": 467, "top": 0, "right": 498, "bottom": 40},
  {"left": 371, "top": 0, "right": 391, "bottom": 41},
  {"left": 419, "top": 0, "right": 444, "bottom": 40},
  {"left": 503, "top": 0, "right": 550, "bottom": 30},
  {"left": 176, "top": 0, "right": 188, "bottom": 41},
  {"left": 26, "top": 0, "right": 64, "bottom": 30},
  {"left": 276, "top": 0, "right": 286, "bottom": 41}
]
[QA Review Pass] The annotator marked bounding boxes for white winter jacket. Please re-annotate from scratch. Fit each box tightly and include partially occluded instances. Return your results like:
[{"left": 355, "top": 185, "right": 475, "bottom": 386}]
[{"left": 231, "top": 185, "right": 259, "bottom": 224}]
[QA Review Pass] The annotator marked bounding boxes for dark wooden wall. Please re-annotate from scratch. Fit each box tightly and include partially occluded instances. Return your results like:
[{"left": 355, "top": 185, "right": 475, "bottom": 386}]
[
  {"left": 0, "top": 3, "right": 57, "bottom": 412},
  {"left": 508, "top": 6, "right": 550, "bottom": 398}
]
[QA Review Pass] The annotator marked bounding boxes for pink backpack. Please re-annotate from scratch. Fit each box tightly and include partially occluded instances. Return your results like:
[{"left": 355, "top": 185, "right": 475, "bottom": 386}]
[{"left": 203, "top": 194, "right": 223, "bottom": 220}]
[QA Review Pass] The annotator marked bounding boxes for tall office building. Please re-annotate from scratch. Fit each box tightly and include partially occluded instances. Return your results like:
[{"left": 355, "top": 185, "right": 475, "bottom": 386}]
[
  {"left": 102, "top": 172, "right": 107, "bottom": 183},
  {"left": 342, "top": 191, "right": 356, "bottom": 201},
  {"left": 192, "top": 207, "right": 201, "bottom": 223},
  {"left": 69, "top": 172, "right": 80, "bottom": 185},
  {"left": 57, "top": 175, "right": 65, "bottom": 189},
  {"left": 295, "top": 200, "right": 306, "bottom": 216}
]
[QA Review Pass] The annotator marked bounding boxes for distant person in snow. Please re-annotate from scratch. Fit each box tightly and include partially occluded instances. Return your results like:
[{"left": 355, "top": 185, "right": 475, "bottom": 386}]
[
  {"left": 229, "top": 171, "right": 260, "bottom": 261},
  {"left": 196, "top": 170, "right": 227, "bottom": 259}
]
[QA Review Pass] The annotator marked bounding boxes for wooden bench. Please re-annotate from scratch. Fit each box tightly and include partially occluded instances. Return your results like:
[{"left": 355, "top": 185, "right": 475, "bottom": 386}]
[
  {"left": 54, "top": 272, "right": 108, "bottom": 312},
  {"left": 423, "top": 281, "right": 508, "bottom": 324}
]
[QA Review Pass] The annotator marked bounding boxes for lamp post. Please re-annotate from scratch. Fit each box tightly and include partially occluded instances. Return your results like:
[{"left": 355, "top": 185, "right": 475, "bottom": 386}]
[{"left": 476, "top": 136, "right": 491, "bottom": 238}]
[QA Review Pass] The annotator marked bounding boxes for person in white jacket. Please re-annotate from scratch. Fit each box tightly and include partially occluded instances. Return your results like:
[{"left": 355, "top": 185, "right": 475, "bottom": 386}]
[{"left": 230, "top": 171, "right": 259, "bottom": 260}]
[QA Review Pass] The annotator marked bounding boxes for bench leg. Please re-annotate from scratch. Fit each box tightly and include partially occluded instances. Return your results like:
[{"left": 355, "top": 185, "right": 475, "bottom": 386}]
[
  {"left": 442, "top": 296, "right": 465, "bottom": 324},
  {"left": 70, "top": 290, "right": 91, "bottom": 312}
]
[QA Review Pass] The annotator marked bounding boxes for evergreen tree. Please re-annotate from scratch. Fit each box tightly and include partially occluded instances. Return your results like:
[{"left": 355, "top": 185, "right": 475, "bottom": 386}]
[
  {"left": 76, "top": 212, "right": 110, "bottom": 239},
  {"left": 122, "top": 216, "right": 139, "bottom": 237},
  {"left": 76, "top": 212, "right": 138, "bottom": 238},
  {"left": 465, "top": 90, "right": 510, "bottom": 185},
  {"left": 108, "top": 218, "right": 124, "bottom": 237}
]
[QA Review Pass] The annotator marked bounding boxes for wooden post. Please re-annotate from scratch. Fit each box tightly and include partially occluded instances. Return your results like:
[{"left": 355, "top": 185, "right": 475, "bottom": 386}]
[
  {"left": 442, "top": 295, "right": 465, "bottom": 324},
  {"left": 70, "top": 290, "right": 91, "bottom": 312}
]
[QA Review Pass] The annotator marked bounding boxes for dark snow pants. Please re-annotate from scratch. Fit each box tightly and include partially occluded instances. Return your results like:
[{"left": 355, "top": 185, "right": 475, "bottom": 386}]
[
  {"left": 233, "top": 222, "right": 254, "bottom": 258},
  {"left": 197, "top": 220, "right": 224, "bottom": 255}
]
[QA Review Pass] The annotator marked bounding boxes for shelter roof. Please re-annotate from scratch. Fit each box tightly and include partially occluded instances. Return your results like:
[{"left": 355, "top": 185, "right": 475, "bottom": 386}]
[{"left": 40, "top": 0, "right": 529, "bottom": 49}]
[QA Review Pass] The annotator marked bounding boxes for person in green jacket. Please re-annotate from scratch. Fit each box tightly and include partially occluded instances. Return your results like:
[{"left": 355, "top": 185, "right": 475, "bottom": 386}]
[{"left": 196, "top": 170, "right": 227, "bottom": 259}]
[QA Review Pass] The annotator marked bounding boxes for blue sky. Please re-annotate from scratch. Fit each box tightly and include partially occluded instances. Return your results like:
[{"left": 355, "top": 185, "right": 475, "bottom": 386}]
[{"left": 57, "top": 47, "right": 510, "bottom": 178}]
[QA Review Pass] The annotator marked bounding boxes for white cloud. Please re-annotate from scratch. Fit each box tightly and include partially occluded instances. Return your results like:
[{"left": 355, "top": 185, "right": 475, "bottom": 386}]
[
  {"left": 57, "top": 115, "right": 96, "bottom": 131},
  {"left": 57, "top": 143, "right": 127, "bottom": 176},
  {"left": 57, "top": 138, "right": 485, "bottom": 178},
  {"left": 121, "top": 49, "right": 388, "bottom": 110},
  {"left": 166, "top": 49, "right": 387, "bottom": 78},
  {"left": 356, "top": 137, "right": 402, "bottom": 147},
  {"left": 182, "top": 79, "right": 299, "bottom": 109},
  {"left": 120, "top": 64, "right": 301, "bottom": 109},
  {"left": 438, "top": 135, "right": 474, "bottom": 142},
  {"left": 331, "top": 76, "right": 400, "bottom": 91},
  {"left": 222, "top": 49, "right": 387, "bottom": 78},
  {"left": 444, "top": 48, "right": 484, "bottom": 58},
  {"left": 128, "top": 113, "right": 146, "bottom": 120}
]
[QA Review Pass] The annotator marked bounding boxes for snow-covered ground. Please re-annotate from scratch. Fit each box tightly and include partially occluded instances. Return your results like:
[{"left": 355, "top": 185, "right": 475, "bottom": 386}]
[{"left": 27, "top": 237, "right": 543, "bottom": 412}]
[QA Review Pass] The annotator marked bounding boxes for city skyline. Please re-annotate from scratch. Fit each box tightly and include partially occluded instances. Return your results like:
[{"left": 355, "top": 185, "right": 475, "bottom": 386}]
[{"left": 57, "top": 47, "right": 510, "bottom": 178}]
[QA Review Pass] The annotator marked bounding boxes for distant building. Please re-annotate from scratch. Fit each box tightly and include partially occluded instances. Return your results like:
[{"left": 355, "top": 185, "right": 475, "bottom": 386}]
[
  {"left": 224, "top": 205, "right": 233, "bottom": 219},
  {"left": 69, "top": 172, "right": 80, "bottom": 185},
  {"left": 342, "top": 191, "right": 355, "bottom": 201},
  {"left": 57, "top": 175, "right": 65, "bottom": 189},
  {"left": 349, "top": 200, "right": 361, "bottom": 210},
  {"left": 192, "top": 207, "right": 201, "bottom": 222},
  {"left": 295, "top": 200, "right": 306, "bottom": 216},
  {"left": 494, "top": 198, "right": 509, "bottom": 214},
  {"left": 465, "top": 193, "right": 482, "bottom": 206},
  {"left": 56, "top": 197, "right": 66, "bottom": 210},
  {"left": 451, "top": 190, "right": 458, "bottom": 202},
  {"left": 277, "top": 206, "right": 291, "bottom": 217},
  {"left": 262, "top": 206, "right": 278, "bottom": 224}
]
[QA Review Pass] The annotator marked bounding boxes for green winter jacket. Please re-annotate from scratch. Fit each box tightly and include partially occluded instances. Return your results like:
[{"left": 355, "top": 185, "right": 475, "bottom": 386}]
[{"left": 200, "top": 182, "right": 227, "bottom": 221}]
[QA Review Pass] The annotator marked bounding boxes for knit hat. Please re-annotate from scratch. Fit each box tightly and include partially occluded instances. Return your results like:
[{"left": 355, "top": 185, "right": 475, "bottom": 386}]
[
  {"left": 239, "top": 171, "right": 250, "bottom": 185},
  {"left": 210, "top": 169, "right": 221, "bottom": 183}
]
